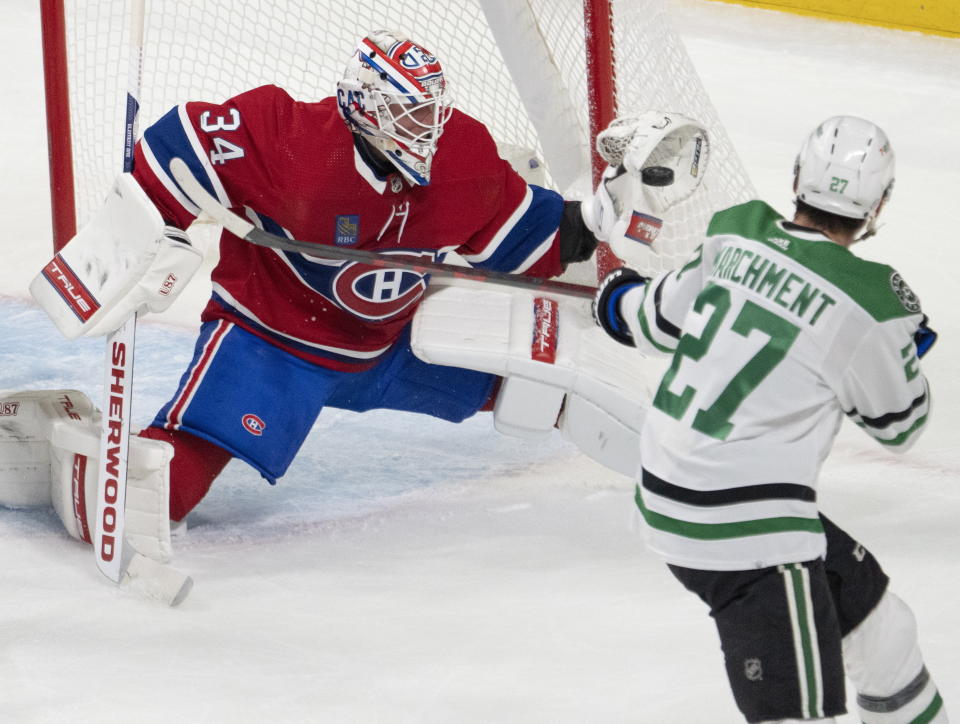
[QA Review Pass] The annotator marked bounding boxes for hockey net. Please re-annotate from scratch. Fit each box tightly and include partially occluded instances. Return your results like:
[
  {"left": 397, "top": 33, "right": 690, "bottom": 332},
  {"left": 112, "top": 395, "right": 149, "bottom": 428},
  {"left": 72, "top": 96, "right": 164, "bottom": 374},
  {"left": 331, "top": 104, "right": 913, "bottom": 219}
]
[{"left": 43, "top": 0, "right": 754, "bottom": 281}]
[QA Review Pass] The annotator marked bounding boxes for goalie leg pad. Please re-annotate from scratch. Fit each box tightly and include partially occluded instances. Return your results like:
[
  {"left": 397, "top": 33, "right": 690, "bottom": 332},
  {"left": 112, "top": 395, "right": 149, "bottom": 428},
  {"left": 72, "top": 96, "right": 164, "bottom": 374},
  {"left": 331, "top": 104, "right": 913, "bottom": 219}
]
[
  {"left": 411, "top": 284, "right": 659, "bottom": 475},
  {"left": 843, "top": 591, "right": 947, "bottom": 723},
  {"left": 0, "top": 389, "right": 96, "bottom": 508},
  {"left": 0, "top": 388, "right": 175, "bottom": 562},
  {"left": 492, "top": 376, "right": 565, "bottom": 439},
  {"left": 139, "top": 425, "right": 232, "bottom": 522},
  {"left": 558, "top": 393, "right": 643, "bottom": 478},
  {"left": 50, "top": 419, "right": 175, "bottom": 562}
]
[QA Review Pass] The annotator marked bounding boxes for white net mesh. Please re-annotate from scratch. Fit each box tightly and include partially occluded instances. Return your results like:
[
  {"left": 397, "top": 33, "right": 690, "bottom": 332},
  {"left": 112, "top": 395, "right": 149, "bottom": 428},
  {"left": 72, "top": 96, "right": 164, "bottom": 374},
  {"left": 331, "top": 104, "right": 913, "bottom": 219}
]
[{"left": 58, "top": 0, "right": 755, "bottom": 278}]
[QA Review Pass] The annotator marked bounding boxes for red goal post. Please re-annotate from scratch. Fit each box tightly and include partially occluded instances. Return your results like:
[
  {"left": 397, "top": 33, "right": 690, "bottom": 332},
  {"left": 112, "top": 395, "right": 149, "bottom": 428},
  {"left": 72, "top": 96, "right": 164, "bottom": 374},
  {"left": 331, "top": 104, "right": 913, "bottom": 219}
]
[{"left": 40, "top": 0, "right": 754, "bottom": 280}]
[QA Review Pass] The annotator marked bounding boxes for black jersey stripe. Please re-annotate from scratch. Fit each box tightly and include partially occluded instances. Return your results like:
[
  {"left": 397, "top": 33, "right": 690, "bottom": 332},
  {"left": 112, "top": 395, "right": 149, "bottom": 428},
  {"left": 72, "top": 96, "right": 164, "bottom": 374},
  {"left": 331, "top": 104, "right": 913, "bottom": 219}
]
[
  {"left": 642, "top": 468, "right": 816, "bottom": 506},
  {"left": 857, "top": 666, "right": 931, "bottom": 714},
  {"left": 653, "top": 275, "right": 682, "bottom": 340},
  {"left": 846, "top": 387, "right": 928, "bottom": 430}
]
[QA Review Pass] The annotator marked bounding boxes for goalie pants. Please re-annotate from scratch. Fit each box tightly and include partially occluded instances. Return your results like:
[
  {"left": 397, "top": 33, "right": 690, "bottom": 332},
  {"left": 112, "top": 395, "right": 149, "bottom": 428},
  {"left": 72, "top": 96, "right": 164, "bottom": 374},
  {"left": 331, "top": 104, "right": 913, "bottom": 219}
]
[
  {"left": 146, "top": 319, "right": 497, "bottom": 517},
  {"left": 668, "top": 515, "right": 888, "bottom": 723}
]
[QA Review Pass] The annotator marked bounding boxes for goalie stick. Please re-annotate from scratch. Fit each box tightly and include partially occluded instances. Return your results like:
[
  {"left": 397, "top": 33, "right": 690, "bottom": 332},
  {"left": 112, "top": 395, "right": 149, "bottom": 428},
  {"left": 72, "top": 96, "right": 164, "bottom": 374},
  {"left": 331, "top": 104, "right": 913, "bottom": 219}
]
[
  {"left": 167, "top": 158, "right": 598, "bottom": 301},
  {"left": 91, "top": 1, "right": 192, "bottom": 606}
]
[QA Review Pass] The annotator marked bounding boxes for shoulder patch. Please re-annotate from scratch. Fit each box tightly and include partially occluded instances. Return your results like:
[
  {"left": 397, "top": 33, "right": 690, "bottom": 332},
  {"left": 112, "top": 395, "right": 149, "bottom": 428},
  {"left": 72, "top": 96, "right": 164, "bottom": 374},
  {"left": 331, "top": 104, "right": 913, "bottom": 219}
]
[{"left": 890, "top": 272, "right": 921, "bottom": 313}]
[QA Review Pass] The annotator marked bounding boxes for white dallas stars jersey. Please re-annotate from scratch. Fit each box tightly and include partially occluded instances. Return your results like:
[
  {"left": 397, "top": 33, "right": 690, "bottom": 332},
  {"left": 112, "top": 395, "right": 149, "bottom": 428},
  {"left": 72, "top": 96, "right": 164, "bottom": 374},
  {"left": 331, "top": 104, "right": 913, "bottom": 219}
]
[{"left": 620, "top": 200, "right": 930, "bottom": 571}]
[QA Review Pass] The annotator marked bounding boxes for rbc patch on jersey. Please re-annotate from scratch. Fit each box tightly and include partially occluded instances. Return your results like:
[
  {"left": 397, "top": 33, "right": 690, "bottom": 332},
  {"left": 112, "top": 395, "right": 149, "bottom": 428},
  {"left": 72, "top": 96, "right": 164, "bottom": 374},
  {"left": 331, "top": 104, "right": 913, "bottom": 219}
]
[
  {"left": 334, "top": 215, "right": 360, "bottom": 246},
  {"left": 625, "top": 211, "right": 663, "bottom": 247}
]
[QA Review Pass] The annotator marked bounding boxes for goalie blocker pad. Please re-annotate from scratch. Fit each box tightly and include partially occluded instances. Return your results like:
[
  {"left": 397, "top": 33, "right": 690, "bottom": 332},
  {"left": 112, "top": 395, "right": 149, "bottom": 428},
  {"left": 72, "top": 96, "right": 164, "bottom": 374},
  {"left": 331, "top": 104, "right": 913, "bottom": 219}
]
[
  {"left": 0, "top": 389, "right": 175, "bottom": 562},
  {"left": 410, "top": 283, "right": 664, "bottom": 477},
  {"left": 29, "top": 173, "right": 203, "bottom": 339}
]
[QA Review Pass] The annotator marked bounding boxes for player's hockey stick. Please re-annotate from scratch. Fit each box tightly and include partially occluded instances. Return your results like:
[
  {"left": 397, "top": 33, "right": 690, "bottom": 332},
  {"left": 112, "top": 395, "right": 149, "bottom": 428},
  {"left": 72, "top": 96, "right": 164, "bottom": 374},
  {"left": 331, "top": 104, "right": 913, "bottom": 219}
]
[
  {"left": 168, "top": 158, "right": 598, "bottom": 301},
  {"left": 91, "top": 2, "right": 191, "bottom": 606}
]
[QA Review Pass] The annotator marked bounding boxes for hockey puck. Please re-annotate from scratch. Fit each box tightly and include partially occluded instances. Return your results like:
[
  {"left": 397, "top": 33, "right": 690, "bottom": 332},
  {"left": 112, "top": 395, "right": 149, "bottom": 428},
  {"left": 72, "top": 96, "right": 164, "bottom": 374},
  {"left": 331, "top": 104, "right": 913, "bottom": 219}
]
[{"left": 641, "top": 166, "right": 675, "bottom": 186}]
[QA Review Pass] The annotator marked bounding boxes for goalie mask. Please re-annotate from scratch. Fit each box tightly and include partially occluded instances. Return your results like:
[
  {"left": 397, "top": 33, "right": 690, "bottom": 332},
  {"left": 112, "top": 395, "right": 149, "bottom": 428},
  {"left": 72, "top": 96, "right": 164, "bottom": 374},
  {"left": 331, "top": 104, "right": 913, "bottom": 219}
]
[
  {"left": 336, "top": 30, "right": 453, "bottom": 186},
  {"left": 794, "top": 115, "right": 895, "bottom": 233}
]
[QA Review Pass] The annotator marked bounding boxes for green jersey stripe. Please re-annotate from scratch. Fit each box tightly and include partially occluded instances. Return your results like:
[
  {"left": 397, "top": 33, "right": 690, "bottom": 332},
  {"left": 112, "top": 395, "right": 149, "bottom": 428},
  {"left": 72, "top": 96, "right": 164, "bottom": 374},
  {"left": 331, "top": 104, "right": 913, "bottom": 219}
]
[
  {"left": 868, "top": 415, "right": 928, "bottom": 447},
  {"left": 634, "top": 486, "right": 824, "bottom": 540},
  {"left": 784, "top": 564, "right": 821, "bottom": 718},
  {"left": 915, "top": 693, "right": 945, "bottom": 724}
]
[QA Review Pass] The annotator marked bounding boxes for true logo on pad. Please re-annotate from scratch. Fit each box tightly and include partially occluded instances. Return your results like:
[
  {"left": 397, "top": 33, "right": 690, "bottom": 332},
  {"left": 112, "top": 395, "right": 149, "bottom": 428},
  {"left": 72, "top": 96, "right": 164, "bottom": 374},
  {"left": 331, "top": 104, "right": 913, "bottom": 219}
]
[
  {"left": 41, "top": 255, "right": 100, "bottom": 321},
  {"left": 531, "top": 297, "right": 558, "bottom": 364}
]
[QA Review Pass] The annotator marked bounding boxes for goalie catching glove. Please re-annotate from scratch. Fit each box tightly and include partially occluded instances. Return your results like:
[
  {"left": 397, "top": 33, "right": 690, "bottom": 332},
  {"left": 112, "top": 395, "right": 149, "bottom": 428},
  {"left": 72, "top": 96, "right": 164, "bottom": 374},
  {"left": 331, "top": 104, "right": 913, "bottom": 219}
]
[
  {"left": 581, "top": 112, "right": 709, "bottom": 263},
  {"left": 30, "top": 173, "right": 202, "bottom": 339}
]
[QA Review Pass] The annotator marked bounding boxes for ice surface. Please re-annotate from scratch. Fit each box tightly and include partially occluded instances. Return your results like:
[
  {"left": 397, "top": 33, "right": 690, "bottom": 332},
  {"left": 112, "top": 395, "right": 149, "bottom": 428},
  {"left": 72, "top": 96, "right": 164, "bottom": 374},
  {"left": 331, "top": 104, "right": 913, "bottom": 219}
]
[{"left": 1, "top": 0, "right": 958, "bottom": 721}]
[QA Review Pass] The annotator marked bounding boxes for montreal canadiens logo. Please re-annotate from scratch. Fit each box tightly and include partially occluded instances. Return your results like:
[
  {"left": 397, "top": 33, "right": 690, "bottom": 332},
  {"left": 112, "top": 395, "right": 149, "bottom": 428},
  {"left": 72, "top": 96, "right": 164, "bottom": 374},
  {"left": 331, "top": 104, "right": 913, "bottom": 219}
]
[
  {"left": 332, "top": 253, "right": 431, "bottom": 321},
  {"left": 397, "top": 44, "right": 439, "bottom": 71},
  {"left": 281, "top": 249, "right": 433, "bottom": 322},
  {"left": 242, "top": 413, "right": 266, "bottom": 436}
]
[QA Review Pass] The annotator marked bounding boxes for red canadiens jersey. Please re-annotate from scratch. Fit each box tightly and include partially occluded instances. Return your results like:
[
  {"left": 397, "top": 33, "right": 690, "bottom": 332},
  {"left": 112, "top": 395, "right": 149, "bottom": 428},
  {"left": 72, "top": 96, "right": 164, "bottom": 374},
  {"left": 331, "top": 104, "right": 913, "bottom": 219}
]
[{"left": 133, "top": 85, "right": 565, "bottom": 370}]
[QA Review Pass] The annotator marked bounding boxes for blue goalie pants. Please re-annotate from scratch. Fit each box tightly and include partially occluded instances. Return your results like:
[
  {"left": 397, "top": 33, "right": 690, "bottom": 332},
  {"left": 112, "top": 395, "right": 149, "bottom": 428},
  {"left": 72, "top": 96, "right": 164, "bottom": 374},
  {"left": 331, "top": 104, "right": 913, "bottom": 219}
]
[{"left": 151, "top": 319, "right": 497, "bottom": 482}]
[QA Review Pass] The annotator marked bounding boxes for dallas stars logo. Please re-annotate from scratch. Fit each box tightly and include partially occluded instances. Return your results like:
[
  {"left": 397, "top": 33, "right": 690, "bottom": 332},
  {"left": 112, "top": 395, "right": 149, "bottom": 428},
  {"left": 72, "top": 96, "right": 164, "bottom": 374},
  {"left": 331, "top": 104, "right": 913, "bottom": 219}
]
[{"left": 890, "top": 272, "right": 920, "bottom": 313}]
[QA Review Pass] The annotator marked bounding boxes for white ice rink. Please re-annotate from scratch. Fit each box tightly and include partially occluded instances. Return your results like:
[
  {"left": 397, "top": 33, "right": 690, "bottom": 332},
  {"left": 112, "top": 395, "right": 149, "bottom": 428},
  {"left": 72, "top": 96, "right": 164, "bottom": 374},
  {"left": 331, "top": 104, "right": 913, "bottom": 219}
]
[{"left": 1, "top": 1, "right": 959, "bottom": 721}]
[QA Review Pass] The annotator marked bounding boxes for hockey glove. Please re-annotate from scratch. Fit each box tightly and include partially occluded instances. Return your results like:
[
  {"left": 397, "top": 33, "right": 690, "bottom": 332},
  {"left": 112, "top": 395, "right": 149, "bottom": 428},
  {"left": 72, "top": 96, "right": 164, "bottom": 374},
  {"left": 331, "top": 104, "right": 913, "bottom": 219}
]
[
  {"left": 558, "top": 200, "right": 599, "bottom": 268},
  {"left": 915, "top": 317, "right": 938, "bottom": 358},
  {"left": 593, "top": 267, "right": 648, "bottom": 347}
]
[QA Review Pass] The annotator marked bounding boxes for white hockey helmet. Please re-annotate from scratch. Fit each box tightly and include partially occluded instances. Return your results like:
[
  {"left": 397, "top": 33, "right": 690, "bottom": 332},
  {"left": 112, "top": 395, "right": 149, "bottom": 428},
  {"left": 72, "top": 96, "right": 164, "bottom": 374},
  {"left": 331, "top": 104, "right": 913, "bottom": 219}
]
[
  {"left": 336, "top": 30, "right": 453, "bottom": 186},
  {"left": 794, "top": 116, "right": 895, "bottom": 228}
]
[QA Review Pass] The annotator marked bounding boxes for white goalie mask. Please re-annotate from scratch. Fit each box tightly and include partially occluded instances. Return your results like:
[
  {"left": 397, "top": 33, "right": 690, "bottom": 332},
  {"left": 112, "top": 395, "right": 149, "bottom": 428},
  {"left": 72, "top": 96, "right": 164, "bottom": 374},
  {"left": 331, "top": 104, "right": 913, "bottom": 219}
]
[
  {"left": 336, "top": 30, "right": 454, "bottom": 186},
  {"left": 794, "top": 115, "right": 895, "bottom": 232}
]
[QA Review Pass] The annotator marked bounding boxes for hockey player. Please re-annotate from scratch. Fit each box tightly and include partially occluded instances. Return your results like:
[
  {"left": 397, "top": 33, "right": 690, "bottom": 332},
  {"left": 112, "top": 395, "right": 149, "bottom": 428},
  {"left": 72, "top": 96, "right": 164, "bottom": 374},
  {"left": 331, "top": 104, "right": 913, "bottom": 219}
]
[
  {"left": 20, "top": 30, "right": 611, "bottom": 559},
  {"left": 594, "top": 115, "right": 946, "bottom": 723}
]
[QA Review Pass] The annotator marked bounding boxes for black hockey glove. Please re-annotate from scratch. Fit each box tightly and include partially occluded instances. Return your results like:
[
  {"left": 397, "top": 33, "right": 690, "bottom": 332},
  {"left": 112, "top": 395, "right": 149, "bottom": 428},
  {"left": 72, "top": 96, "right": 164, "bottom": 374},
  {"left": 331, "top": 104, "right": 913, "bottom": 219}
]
[
  {"left": 593, "top": 267, "right": 648, "bottom": 347},
  {"left": 915, "top": 317, "right": 938, "bottom": 358},
  {"left": 557, "top": 200, "right": 599, "bottom": 269}
]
